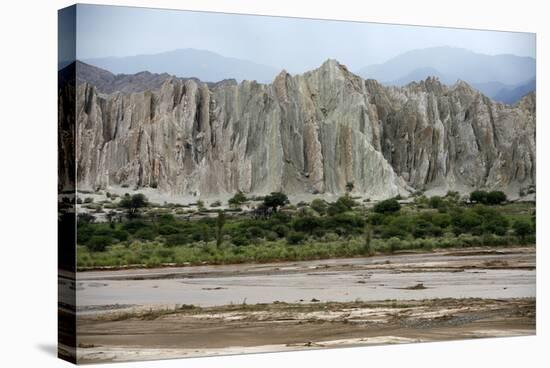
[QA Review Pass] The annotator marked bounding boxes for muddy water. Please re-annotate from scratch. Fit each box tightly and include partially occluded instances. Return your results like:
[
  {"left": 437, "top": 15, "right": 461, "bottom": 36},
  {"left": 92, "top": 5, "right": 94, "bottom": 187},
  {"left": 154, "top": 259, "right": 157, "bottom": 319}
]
[{"left": 77, "top": 247, "right": 535, "bottom": 310}]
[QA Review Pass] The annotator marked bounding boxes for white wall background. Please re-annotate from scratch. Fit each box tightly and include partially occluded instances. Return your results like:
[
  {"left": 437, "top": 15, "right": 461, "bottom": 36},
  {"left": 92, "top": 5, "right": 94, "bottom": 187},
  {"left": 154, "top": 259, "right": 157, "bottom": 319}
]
[{"left": 0, "top": 0, "right": 546, "bottom": 367}]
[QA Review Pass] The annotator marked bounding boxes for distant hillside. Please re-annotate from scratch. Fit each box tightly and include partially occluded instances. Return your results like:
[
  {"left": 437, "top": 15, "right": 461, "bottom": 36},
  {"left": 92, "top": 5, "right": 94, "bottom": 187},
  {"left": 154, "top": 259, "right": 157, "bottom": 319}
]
[
  {"left": 358, "top": 46, "right": 535, "bottom": 85},
  {"left": 83, "top": 48, "right": 278, "bottom": 83},
  {"left": 494, "top": 78, "right": 536, "bottom": 104},
  {"left": 358, "top": 47, "right": 535, "bottom": 104}
]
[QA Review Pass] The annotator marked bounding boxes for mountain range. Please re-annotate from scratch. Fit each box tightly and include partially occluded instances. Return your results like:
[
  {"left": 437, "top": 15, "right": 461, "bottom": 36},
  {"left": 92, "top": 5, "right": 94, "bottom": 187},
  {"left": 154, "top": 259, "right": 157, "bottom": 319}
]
[
  {"left": 84, "top": 48, "right": 278, "bottom": 85},
  {"left": 83, "top": 47, "right": 535, "bottom": 104},
  {"left": 357, "top": 46, "right": 535, "bottom": 103},
  {"left": 60, "top": 60, "right": 536, "bottom": 199}
]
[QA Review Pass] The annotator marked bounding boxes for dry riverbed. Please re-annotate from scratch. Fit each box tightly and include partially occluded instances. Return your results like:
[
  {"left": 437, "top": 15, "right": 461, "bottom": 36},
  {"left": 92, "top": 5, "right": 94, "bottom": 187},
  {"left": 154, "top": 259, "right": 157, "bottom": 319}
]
[{"left": 74, "top": 246, "right": 536, "bottom": 363}]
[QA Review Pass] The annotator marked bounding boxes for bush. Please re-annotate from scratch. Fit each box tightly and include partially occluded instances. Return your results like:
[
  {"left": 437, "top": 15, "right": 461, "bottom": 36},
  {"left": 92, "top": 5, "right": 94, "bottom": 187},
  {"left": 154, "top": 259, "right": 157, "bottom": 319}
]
[
  {"left": 272, "top": 224, "right": 289, "bottom": 237},
  {"left": 513, "top": 219, "right": 534, "bottom": 240},
  {"left": 292, "top": 216, "right": 322, "bottom": 234},
  {"left": 123, "top": 220, "right": 148, "bottom": 233},
  {"left": 432, "top": 213, "right": 452, "bottom": 228},
  {"left": 247, "top": 226, "right": 265, "bottom": 239},
  {"left": 158, "top": 224, "right": 181, "bottom": 235},
  {"left": 429, "top": 196, "right": 444, "bottom": 209},
  {"left": 470, "top": 190, "right": 507, "bottom": 205},
  {"left": 286, "top": 231, "right": 306, "bottom": 245},
  {"left": 310, "top": 199, "right": 328, "bottom": 215},
  {"left": 134, "top": 227, "right": 157, "bottom": 241},
  {"left": 388, "top": 237, "right": 401, "bottom": 254},
  {"left": 374, "top": 199, "right": 401, "bottom": 214},
  {"left": 87, "top": 236, "right": 112, "bottom": 252},
  {"left": 327, "top": 195, "right": 356, "bottom": 215},
  {"left": 228, "top": 191, "right": 247, "bottom": 207},
  {"left": 483, "top": 214, "right": 509, "bottom": 236},
  {"left": 119, "top": 193, "right": 149, "bottom": 218},
  {"left": 486, "top": 191, "right": 507, "bottom": 205},
  {"left": 165, "top": 233, "right": 190, "bottom": 247},
  {"left": 263, "top": 192, "right": 289, "bottom": 211},
  {"left": 470, "top": 190, "right": 488, "bottom": 204},
  {"left": 452, "top": 209, "right": 483, "bottom": 235}
]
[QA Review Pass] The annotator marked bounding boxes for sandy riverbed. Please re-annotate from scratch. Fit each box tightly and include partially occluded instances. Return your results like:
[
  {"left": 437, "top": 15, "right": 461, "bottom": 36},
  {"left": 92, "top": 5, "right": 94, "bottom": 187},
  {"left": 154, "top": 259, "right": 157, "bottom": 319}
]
[{"left": 72, "top": 246, "right": 536, "bottom": 363}]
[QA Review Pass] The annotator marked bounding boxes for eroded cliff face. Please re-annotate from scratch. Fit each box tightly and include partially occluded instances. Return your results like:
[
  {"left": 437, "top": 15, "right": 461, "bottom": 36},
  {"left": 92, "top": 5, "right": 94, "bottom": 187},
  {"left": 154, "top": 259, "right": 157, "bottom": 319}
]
[{"left": 75, "top": 60, "right": 535, "bottom": 199}]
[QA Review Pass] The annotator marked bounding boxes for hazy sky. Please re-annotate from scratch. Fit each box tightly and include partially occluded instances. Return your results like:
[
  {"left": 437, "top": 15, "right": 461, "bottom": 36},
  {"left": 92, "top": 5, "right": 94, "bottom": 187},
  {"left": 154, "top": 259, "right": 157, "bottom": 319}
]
[{"left": 72, "top": 4, "right": 535, "bottom": 73}]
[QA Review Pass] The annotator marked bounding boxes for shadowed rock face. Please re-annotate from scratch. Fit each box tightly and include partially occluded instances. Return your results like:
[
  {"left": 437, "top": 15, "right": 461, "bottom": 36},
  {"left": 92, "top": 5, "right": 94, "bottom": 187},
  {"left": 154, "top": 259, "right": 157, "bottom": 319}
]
[{"left": 74, "top": 60, "right": 535, "bottom": 199}]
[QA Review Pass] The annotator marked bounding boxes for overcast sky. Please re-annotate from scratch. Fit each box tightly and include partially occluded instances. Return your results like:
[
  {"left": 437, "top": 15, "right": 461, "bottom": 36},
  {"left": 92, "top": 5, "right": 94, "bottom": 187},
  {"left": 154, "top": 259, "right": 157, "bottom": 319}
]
[{"left": 71, "top": 4, "right": 536, "bottom": 73}]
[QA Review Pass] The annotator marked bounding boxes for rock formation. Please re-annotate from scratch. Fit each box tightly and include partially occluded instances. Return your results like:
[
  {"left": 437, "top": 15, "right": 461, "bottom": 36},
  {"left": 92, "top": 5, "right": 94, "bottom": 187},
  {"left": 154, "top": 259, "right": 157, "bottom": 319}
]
[{"left": 72, "top": 60, "right": 536, "bottom": 199}]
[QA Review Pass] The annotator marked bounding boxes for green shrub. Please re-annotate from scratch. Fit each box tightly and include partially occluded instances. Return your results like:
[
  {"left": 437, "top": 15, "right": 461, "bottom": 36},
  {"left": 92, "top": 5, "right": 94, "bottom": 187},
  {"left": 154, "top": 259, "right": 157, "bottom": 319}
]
[
  {"left": 310, "top": 199, "right": 328, "bottom": 215},
  {"left": 486, "top": 191, "right": 507, "bottom": 205},
  {"left": 164, "top": 233, "right": 186, "bottom": 246},
  {"left": 87, "top": 236, "right": 112, "bottom": 252},
  {"left": 119, "top": 193, "right": 149, "bottom": 218},
  {"left": 292, "top": 216, "right": 322, "bottom": 234},
  {"left": 513, "top": 219, "right": 534, "bottom": 240},
  {"left": 272, "top": 224, "right": 289, "bottom": 237},
  {"left": 388, "top": 237, "right": 401, "bottom": 254},
  {"left": 374, "top": 199, "right": 401, "bottom": 214},
  {"left": 134, "top": 227, "right": 157, "bottom": 241},
  {"left": 470, "top": 190, "right": 507, "bottom": 205},
  {"left": 228, "top": 191, "right": 247, "bottom": 207},
  {"left": 286, "top": 231, "right": 306, "bottom": 245},
  {"left": 263, "top": 192, "right": 289, "bottom": 211}
]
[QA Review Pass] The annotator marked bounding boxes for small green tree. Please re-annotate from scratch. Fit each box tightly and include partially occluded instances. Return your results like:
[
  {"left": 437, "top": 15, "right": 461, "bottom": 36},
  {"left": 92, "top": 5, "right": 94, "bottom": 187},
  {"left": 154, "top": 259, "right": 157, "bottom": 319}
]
[
  {"left": 429, "top": 196, "right": 444, "bottom": 209},
  {"left": 87, "top": 236, "right": 112, "bottom": 252},
  {"left": 345, "top": 181, "right": 355, "bottom": 193},
  {"left": 486, "top": 191, "right": 507, "bottom": 205},
  {"left": 228, "top": 191, "right": 247, "bottom": 207},
  {"left": 310, "top": 198, "right": 328, "bottom": 215},
  {"left": 513, "top": 219, "right": 534, "bottom": 241},
  {"left": 119, "top": 193, "right": 149, "bottom": 218},
  {"left": 263, "top": 192, "right": 289, "bottom": 212},
  {"left": 373, "top": 198, "right": 401, "bottom": 214},
  {"left": 286, "top": 231, "right": 305, "bottom": 245},
  {"left": 327, "top": 195, "right": 356, "bottom": 215},
  {"left": 470, "top": 190, "right": 488, "bottom": 204}
]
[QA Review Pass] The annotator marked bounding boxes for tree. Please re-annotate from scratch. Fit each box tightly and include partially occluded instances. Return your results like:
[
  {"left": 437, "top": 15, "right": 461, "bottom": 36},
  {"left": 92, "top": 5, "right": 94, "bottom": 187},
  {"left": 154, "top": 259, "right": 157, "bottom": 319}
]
[
  {"left": 119, "top": 193, "right": 148, "bottom": 218},
  {"left": 310, "top": 199, "right": 328, "bottom": 215},
  {"left": 286, "top": 231, "right": 305, "bottom": 244},
  {"left": 228, "top": 191, "right": 247, "bottom": 207},
  {"left": 429, "top": 196, "right": 444, "bottom": 209},
  {"left": 345, "top": 181, "right": 355, "bottom": 193},
  {"left": 216, "top": 211, "right": 226, "bottom": 248},
  {"left": 470, "top": 190, "right": 488, "bottom": 204},
  {"left": 513, "top": 219, "right": 533, "bottom": 241},
  {"left": 87, "top": 235, "right": 112, "bottom": 252},
  {"left": 373, "top": 198, "right": 401, "bottom": 214},
  {"left": 470, "top": 190, "right": 507, "bottom": 205},
  {"left": 486, "top": 191, "right": 507, "bottom": 205},
  {"left": 292, "top": 216, "right": 322, "bottom": 234},
  {"left": 263, "top": 192, "right": 289, "bottom": 212}
]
